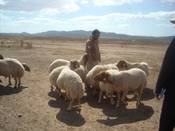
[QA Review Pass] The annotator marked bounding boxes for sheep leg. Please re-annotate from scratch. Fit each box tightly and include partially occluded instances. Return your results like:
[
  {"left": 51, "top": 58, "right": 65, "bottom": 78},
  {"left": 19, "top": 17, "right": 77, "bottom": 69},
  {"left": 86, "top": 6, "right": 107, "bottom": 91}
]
[
  {"left": 92, "top": 89, "right": 97, "bottom": 96},
  {"left": 77, "top": 98, "right": 81, "bottom": 108},
  {"left": 50, "top": 85, "right": 54, "bottom": 92},
  {"left": 136, "top": 87, "right": 144, "bottom": 108},
  {"left": 55, "top": 86, "right": 61, "bottom": 97},
  {"left": 8, "top": 76, "right": 12, "bottom": 86},
  {"left": 121, "top": 91, "right": 128, "bottom": 105},
  {"left": 77, "top": 98, "right": 81, "bottom": 114},
  {"left": 64, "top": 90, "right": 70, "bottom": 101},
  {"left": 115, "top": 91, "right": 121, "bottom": 108},
  {"left": 14, "top": 77, "right": 17, "bottom": 88},
  {"left": 110, "top": 97, "right": 115, "bottom": 105},
  {"left": 17, "top": 77, "right": 21, "bottom": 88},
  {"left": 67, "top": 99, "right": 74, "bottom": 111},
  {"left": 98, "top": 90, "right": 103, "bottom": 103}
]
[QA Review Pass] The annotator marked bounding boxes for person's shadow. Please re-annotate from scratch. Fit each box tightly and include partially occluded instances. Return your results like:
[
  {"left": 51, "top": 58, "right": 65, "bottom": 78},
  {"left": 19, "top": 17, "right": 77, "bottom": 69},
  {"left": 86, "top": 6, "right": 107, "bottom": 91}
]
[
  {"left": 48, "top": 91, "right": 86, "bottom": 127},
  {"left": 97, "top": 103, "right": 154, "bottom": 126},
  {"left": 0, "top": 84, "right": 28, "bottom": 96}
]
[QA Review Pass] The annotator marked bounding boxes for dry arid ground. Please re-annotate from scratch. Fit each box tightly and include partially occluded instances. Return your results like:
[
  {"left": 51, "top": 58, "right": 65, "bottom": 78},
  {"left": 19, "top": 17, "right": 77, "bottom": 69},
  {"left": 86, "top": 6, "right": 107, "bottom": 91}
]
[{"left": 0, "top": 36, "right": 173, "bottom": 131}]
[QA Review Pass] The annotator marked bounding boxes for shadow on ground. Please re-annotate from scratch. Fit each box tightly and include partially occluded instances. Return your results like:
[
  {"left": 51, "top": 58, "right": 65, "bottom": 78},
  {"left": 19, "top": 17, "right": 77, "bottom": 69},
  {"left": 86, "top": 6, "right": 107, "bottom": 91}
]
[
  {"left": 48, "top": 91, "right": 86, "bottom": 127},
  {"left": 48, "top": 87, "right": 154, "bottom": 127},
  {"left": 56, "top": 108, "right": 85, "bottom": 127},
  {"left": 97, "top": 103, "right": 154, "bottom": 126},
  {"left": 0, "top": 84, "right": 28, "bottom": 96},
  {"left": 126, "top": 88, "right": 155, "bottom": 102},
  {"left": 142, "top": 88, "right": 154, "bottom": 101}
]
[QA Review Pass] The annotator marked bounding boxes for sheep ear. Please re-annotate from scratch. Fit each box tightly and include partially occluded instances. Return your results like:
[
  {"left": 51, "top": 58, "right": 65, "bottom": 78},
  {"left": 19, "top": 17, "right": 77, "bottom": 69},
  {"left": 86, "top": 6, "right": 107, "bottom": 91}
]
[
  {"left": 117, "top": 60, "right": 123, "bottom": 68},
  {"left": 0, "top": 54, "right": 4, "bottom": 59},
  {"left": 99, "top": 72, "right": 110, "bottom": 82},
  {"left": 94, "top": 71, "right": 105, "bottom": 81},
  {"left": 122, "top": 60, "right": 128, "bottom": 68}
]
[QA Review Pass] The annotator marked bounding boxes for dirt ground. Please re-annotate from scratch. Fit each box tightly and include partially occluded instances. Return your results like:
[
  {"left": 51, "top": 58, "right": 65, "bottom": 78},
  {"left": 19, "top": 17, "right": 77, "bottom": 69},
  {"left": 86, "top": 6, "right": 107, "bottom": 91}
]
[{"left": 0, "top": 37, "right": 173, "bottom": 131}]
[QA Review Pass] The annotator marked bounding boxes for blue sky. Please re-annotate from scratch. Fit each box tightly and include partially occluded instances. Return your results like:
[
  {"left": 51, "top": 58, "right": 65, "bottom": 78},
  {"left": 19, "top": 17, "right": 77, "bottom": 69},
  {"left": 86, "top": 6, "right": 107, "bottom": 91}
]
[{"left": 0, "top": 0, "right": 175, "bottom": 36}]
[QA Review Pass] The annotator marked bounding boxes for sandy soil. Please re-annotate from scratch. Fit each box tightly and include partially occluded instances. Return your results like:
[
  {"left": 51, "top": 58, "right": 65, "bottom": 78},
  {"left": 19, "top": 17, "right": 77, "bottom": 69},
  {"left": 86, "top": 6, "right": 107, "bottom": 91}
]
[{"left": 0, "top": 37, "right": 173, "bottom": 131}]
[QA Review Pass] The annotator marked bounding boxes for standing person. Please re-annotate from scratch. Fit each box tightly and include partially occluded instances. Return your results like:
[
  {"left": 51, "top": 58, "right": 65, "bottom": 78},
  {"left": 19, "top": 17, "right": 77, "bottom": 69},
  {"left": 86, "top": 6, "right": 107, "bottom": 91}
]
[
  {"left": 85, "top": 29, "right": 101, "bottom": 71},
  {"left": 155, "top": 37, "right": 175, "bottom": 131}
]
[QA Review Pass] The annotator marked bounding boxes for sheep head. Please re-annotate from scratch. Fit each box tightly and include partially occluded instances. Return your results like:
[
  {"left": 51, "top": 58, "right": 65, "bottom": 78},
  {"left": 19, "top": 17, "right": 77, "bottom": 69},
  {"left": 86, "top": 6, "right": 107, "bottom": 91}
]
[
  {"left": 117, "top": 60, "right": 128, "bottom": 70},
  {"left": 70, "top": 60, "right": 80, "bottom": 69},
  {"left": 94, "top": 71, "right": 112, "bottom": 84},
  {"left": 22, "top": 63, "right": 31, "bottom": 72}
]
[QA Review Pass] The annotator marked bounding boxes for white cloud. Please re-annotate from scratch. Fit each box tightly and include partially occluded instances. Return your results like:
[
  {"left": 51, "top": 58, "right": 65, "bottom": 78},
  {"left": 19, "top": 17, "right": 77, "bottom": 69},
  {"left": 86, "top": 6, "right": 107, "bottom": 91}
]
[
  {"left": 1, "top": 10, "right": 175, "bottom": 35},
  {"left": 0, "top": 0, "right": 6, "bottom": 5},
  {"left": 161, "top": 0, "right": 175, "bottom": 3},
  {"left": 80, "top": 0, "right": 89, "bottom": 4},
  {"left": 92, "top": 0, "right": 143, "bottom": 6},
  {"left": 69, "top": 11, "right": 175, "bottom": 23},
  {"left": 0, "top": 0, "right": 79, "bottom": 13}
]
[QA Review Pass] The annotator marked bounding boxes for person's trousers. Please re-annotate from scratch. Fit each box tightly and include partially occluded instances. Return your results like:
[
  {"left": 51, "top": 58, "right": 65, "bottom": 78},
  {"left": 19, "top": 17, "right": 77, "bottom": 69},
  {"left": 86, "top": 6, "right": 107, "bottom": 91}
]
[
  {"left": 159, "top": 88, "right": 175, "bottom": 131},
  {"left": 86, "top": 60, "right": 99, "bottom": 72}
]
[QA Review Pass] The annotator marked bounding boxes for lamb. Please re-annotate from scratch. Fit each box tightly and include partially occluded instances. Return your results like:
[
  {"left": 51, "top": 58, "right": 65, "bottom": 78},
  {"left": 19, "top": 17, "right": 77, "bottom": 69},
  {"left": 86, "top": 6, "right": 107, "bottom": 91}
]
[
  {"left": 94, "top": 68, "right": 147, "bottom": 108},
  {"left": 0, "top": 58, "right": 30, "bottom": 88},
  {"left": 56, "top": 68, "right": 84, "bottom": 111},
  {"left": 94, "top": 69, "right": 119, "bottom": 105},
  {"left": 117, "top": 60, "right": 149, "bottom": 76},
  {"left": 49, "top": 60, "right": 80, "bottom": 92}
]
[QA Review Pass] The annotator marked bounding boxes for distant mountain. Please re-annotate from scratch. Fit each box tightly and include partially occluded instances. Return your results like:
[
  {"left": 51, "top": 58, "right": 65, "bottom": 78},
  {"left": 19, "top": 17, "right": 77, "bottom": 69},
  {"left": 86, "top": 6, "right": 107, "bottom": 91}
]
[
  {"left": 0, "top": 32, "right": 31, "bottom": 36},
  {"left": 33, "top": 30, "right": 144, "bottom": 39},
  {"left": 0, "top": 30, "right": 174, "bottom": 40}
]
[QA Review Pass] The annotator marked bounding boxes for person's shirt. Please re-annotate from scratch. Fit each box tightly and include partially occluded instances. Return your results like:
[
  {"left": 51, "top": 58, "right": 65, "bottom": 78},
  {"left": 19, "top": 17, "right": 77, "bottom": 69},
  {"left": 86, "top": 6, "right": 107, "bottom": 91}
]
[
  {"left": 85, "top": 37, "right": 101, "bottom": 62},
  {"left": 155, "top": 38, "right": 175, "bottom": 95}
]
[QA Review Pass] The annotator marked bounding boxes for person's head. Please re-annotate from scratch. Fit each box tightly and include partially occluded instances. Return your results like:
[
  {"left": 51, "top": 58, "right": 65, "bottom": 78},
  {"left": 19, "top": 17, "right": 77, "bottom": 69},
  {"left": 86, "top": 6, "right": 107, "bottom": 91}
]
[{"left": 91, "top": 29, "right": 100, "bottom": 40}]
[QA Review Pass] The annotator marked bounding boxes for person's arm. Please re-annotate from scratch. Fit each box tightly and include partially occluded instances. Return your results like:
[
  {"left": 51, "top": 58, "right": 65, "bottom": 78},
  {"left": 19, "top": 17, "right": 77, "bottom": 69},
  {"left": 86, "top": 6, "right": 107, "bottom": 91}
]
[
  {"left": 155, "top": 38, "right": 175, "bottom": 96},
  {"left": 97, "top": 44, "right": 101, "bottom": 62},
  {"left": 86, "top": 40, "right": 91, "bottom": 57}
]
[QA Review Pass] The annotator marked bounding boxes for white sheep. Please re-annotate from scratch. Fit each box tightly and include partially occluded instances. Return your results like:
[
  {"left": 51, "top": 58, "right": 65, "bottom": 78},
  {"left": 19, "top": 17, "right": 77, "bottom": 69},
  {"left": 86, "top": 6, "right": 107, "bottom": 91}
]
[
  {"left": 48, "top": 59, "right": 69, "bottom": 73},
  {"left": 0, "top": 58, "right": 30, "bottom": 87},
  {"left": 98, "top": 82, "right": 115, "bottom": 104},
  {"left": 117, "top": 60, "right": 149, "bottom": 76},
  {"left": 86, "top": 63, "right": 118, "bottom": 91},
  {"left": 94, "top": 69, "right": 119, "bottom": 105},
  {"left": 56, "top": 68, "right": 85, "bottom": 111},
  {"left": 49, "top": 60, "right": 80, "bottom": 92},
  {"left": 48, "top": 53, "right": 88, "bottom": 73},
  {"left": 94, "top": 68, "right": 147, "bottom": 108},
  {"left": 0, "top": 59, "right": 11, "bottom": 85}
]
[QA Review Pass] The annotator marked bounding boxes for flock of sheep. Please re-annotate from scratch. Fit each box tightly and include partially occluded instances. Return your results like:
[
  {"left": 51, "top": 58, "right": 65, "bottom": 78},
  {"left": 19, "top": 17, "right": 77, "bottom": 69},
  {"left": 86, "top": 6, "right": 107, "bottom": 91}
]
[
  {"left": 0, "top": 53, "right": 149, "bottom": 114},
  {"left": 48, "top": 53, "right": 149, "bottom": 113}
]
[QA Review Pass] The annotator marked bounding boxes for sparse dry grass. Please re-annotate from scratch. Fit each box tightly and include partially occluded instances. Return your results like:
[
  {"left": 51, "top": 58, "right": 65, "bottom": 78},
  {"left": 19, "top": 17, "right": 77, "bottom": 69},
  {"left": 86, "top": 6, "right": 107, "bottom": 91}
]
[{"left": 0, "top": 36, "right": 170, "bottom": 131}]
